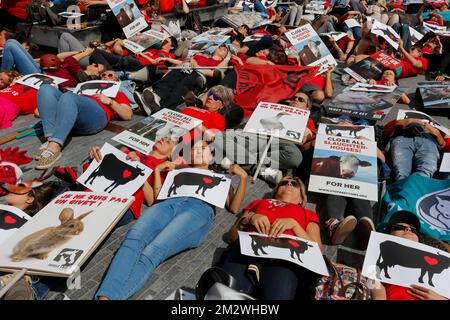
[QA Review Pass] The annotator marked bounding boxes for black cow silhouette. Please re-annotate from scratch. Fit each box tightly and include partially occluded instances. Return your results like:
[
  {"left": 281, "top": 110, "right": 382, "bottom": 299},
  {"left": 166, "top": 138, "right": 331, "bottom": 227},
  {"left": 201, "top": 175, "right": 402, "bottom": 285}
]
[
  {"left": 76, "top": 82, "right": 115, "bottom": 95},
  {"left": 249, "top": 235, "right": 312, "bottom": 262},
  {"left": 167, "top": 172, "right": 226, "bottom": 197},
  {"left": 84, "top": 153, "right": 145, "bottom": 192},
  {"left": 325, "top": 125, "right": 366, "bottom": 137},
  {"left": 376, "top": 240, "right": 450, "bottom": 287},
  {"left": 21, "top": 74, "right": 55, "bottom": 86},
  {"left": 0, "top": 211, "right": 28, "bottom": 230},
  {"left": 403, "top": 112, "right": 438, "bottom": 125},
  {"left": 372, "top": 27, "right": 398, "bottom": 41}
]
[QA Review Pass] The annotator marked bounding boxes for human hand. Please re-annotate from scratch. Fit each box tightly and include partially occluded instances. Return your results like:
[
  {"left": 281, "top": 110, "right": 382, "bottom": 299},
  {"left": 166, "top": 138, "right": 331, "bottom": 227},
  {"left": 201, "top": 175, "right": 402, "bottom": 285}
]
[
  {"left": 368, "top": 79, "right": 377, "bottom": 85},
  {"left": 228, "top": 164, "right": 248, "bottom": 179},
  {"left": 383, "top": 79, "right": 396, "bottom": 86},
  {"left": 155, "top": 161, "right": 176, "bottom": 173},
  {"left": 126, "top": 151, "right": 141, "bottom": 162},
  {"left": 397, "top": 38, "right": 404, "bottom": 49},
  {"left": 95, "top": 93, "right": 112, "bottom": 105},
  {"left": 250, "top": 213, "right": 271, "bottom": 234},
  {"left": 89, "top": 146, "right": 102, "bottom": 162},
  {"left": 326, "top": 64, "right": 336, "bottom": 74},
  {"left": 268, "top": 218, "right": 300, "bottom": 237},
  {"left": 407, "top": 285, "right": 447, "bottom": 300}
]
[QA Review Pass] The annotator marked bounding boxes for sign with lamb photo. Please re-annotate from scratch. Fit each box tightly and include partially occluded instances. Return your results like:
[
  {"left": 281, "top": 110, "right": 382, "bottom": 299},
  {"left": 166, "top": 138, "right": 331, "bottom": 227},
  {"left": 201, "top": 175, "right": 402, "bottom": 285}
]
[
  {"left": 112, "top": 108, "right": 202, "bottom": 155},
  {"left": 0, "top": 205, "right": 31, "bottom": 245},
  {"left": 73, "top": 81, "right": 121, "bottom": 98},
  {"left": 78, "top": 143, "right": 152, "bottom": 196},
  {"left": 157, "top": 168, "right": 231, "bottom": 208},
  {"left": 238, "top": 231, "right": 329, "bottom": 276},
  {"left": 317, "top": 123, "right": 375, "bottom": 141},
  {"left": 16, "top": 73, "right": 67, "bottom": 90},
  {"left": 350, "top": 82, "right": 396, "bottom": 93},
  {"left": 188, "top": 35, "right": 230, "bottom": 58},
  {"left": 362, "top": 232, "right": 450, "bottom": 299},
  {"left": 308, "top": 134, "right": 378, "bottom": 201},
  {"left": 0, "top": 192, "right": 133, "bottom": 276},
  {"left": 106, "top": 0, "right": 147, "bottom": 38},
  {"left": 243, "top": 102, "right": 310, "bottom": 143},
  {"left": 396, "top": 110, "right": 450, "bottom": 136}
]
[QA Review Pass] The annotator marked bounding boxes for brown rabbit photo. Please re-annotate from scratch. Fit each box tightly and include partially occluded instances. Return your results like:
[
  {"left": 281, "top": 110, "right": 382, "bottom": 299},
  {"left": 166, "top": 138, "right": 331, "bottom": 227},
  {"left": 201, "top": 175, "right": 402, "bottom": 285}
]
[{"left": 10, "top": 208, "right": 93, "bottom": 262}]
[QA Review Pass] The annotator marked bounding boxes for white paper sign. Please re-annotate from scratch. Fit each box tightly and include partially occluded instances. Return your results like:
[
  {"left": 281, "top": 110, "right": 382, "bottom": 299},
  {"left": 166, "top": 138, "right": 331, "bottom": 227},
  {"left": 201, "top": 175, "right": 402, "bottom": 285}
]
[
  {"left": 344, "top": 18, "right": 361, "bottom": 28},
  {"left": 0, "top": 192, "right": 133, "bottom": 276},
  {"left": 16, "top": 73, "right": 68, "bottom": 90},
  {"left": 157, "top": 168, "right": 231, "bottom": 208},
  {"left": 243, "top": 102, "right": 310, "bottom": 143},
  {"left": 423, "top": 22, "right": 447, "bottom": 34},
  {"left": 371, "top": 20, "right": 400, "bottom": 50},
  {"left": 238, "top": 231, "right": 329, "bottom": 276},
  {"left": 73, "top": 81, "right": 121, "bottom": 98},
  {"left": 286, "top": 24, "right": 337, "bottom": 75},
  {"left": 440, "top": 153, "right": 450, "bottom": 173},
  {"left": 318, "top": 123, "right": 375, "bottom": 141},
  {"left": 362, "top": 232, "right": 450, "bottom": 299},
  {"left": 0, "top": 205, "right": 31, "bottom": 245},
  {"left": 78, "top": 143, "right": 152, "bottom": 196},
  {"left": 409, "top": 27, "right": 424, "bottom": 45},
  {"left": 122, "top": 30, "right": 166, "bottom": 53},
  {"left": 107, "top": 0, "right": 147, "bottom": 38},
  {"left": 396, "top": 109, "right": 450, "bottom": 136},
  {"left": 320, "top": 31, "right": 347, "bottom": 42},
  {"left": 308, "top": 134, "right": 379, "bottom": 201},
  {"left": 350, "top": 82, "right": 396, "bottom": 93},
  {"left": 112, "top": 108, "right": 202, "bottom": 155}
]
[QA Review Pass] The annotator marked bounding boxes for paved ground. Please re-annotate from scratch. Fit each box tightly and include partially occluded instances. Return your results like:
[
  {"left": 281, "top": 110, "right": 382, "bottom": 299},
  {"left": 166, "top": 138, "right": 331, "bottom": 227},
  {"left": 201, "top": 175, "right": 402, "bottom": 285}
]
[{"left": 1, "top": 72, "right": 449, "bottom": 300}]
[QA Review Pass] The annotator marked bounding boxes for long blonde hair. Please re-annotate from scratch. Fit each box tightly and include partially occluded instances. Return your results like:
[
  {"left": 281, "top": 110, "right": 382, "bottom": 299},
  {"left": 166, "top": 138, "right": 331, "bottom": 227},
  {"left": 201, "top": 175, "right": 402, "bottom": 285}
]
[{"left": 272, "top": 176, "right": 308, "bottom": 207}]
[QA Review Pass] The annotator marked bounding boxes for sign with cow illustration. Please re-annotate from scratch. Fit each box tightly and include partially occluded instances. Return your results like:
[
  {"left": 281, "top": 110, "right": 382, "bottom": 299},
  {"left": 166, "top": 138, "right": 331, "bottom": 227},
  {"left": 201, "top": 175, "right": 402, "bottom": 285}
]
[
  {"left": 396, "top": 109, "right": 450, "bottom": 136},
  {"left": 157, "top": 168, "right": 231, "bottom": 208},
  {"left": 238, "top": 231, "right": 329, "bottom": 276},
  {"left": 308, "top": 134, "right": 378, "bottom": 201},
  {"left": 16, "top": 73, "right": 67, "bottom": 90},
  {"left": 78, "top": 143, "right": 152, "bottom": 196},
  {"left": 362, "top": 232, "right": 450, "bottom": 299},
  {"left": 0, "top": 205, "right": 31, "bottom": 245},
  {"left": 317, "top": 123, "right": 375, "bottom": 141},
  {"left": 243, "top": 102, "right": 310, "bottom": 144},
  {"left": 0, "top": 192, "right": 133, "bottom": 276},
  {"left": 112, "top": 108, "right": 202, "bottom": 154},
  {"left": 73, "top": 80, "right": 121, "bottom": 98}
]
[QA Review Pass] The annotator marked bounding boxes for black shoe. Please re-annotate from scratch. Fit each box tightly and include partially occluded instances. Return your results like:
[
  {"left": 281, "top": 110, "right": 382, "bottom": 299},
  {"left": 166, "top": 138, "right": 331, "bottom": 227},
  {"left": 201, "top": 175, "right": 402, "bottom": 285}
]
[
  {"left": 143, "top": 88, "right": 161, "bottom": 113},
  {"left": 133, "top": 91, "right": 152, "bottom": 116}
]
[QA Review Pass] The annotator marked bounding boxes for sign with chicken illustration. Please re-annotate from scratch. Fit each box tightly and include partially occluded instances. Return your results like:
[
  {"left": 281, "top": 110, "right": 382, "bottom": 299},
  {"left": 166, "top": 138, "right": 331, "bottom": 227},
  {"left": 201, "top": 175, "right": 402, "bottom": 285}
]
[
  {"left": 0, "top": 192, "right": 133, "bottom": 276},
  {"left": 243, "top": 102, "right": 310, "bottom": 143}
]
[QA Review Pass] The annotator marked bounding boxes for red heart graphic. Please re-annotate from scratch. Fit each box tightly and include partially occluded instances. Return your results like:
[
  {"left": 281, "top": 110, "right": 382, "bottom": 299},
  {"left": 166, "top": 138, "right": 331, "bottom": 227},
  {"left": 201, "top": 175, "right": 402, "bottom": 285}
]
[
  {"left": 101, "top": 84, "right": 108, "bottom": 88},
  {"left": 424, "top": 256, "right": 438, "bottom": 266},
  {"left": 4, "top": 216, "right": 16, "bottom": 224},
  {"left": 122, "top": 169, "right": 132, "bottom": 178},
  {"left": 203, "top": 177, "right": 213, "bottom": 184}
]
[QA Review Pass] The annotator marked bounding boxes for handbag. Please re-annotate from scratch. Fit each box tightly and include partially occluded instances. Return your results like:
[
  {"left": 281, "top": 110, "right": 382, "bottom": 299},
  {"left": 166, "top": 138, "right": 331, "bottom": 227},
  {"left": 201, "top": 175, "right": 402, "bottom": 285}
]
[{"left": 313, "top": 256, "right": 371, "bottom": 300}]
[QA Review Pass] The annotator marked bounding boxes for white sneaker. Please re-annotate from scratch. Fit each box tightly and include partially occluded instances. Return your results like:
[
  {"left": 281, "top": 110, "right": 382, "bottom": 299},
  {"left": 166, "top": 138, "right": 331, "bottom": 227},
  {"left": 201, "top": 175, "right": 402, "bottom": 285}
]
[{"left": 259, "top": 167, "right": 283, "bottom": 185}]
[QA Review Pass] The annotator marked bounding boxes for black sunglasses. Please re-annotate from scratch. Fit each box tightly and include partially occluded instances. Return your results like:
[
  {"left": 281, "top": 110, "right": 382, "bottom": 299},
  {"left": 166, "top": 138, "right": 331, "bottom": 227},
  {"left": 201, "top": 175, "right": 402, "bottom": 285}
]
[
  {"left": 390, "top": 224, "right": 419, "bottom": 236},
  {"left": 292, "top": 96, "right": 307, "bottom": 103},
  {"left": 278, "top": 179, "right": 301, "bottom": 188},
  {"left": 208, "top": 92, "right": 223, "bottom": 102}
]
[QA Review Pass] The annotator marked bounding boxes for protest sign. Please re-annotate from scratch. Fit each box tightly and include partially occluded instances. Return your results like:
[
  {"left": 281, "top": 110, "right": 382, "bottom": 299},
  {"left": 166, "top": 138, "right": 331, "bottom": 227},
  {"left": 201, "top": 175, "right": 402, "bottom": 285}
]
[
  {"left": 107, "top": 0, "right": 147, "bottom": 38},
  {"left": 16, "top": 73, "right": 67, "bottom": 90},
  {"left": 73, "top": 81, "right": 121, "bottom": 98}
]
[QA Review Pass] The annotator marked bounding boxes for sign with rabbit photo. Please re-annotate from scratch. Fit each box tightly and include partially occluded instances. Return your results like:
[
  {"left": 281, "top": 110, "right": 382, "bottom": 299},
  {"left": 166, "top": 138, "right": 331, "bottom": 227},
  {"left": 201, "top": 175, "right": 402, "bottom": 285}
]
[
  {"left": 0, "top": 192, "right": 133, "bottom": 276},
  {"left": 243, "top": 102, "right": 310, "bottom": 143},
  {"left": 78, "top": 143, "right": 152, "bottom": 196}
]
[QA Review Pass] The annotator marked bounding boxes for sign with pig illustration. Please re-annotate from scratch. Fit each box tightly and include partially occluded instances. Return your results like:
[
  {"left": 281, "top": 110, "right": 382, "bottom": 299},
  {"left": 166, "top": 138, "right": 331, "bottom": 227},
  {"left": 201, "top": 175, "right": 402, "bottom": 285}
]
[
  {"left": 157, "top": 168, "right": 231, "bottom": 208},
  {"left": 78, "top": 143, "right": 152, "bottom": 197},
  {"left": 238, "top": 231, "right": 329, "bottom": 276},
  {"left": 0, "top": 192, "right": 133, "bottom": 276},
  {"left": 243, "top": 102, "right": 310, "bottom": 143},
  {"left": 73, "top": 80, "right": 121, "bottom": 98},
  {"left": 362, "top": 232, "right": 450, "bottom": 298}
]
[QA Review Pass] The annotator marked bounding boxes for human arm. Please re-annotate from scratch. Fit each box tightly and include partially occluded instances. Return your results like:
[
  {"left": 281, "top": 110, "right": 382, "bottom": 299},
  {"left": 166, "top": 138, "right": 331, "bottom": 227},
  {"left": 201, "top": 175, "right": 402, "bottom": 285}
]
[
  {"left": 371, "top": 282, "right": 387, "bottom": 300},
  {"left": 246, "top": 56, "right": 275, "bottom": 65},
  {"left": 72, "top": 47, "right": 95, "bottom": 62},
  {"left": 152, "top": 161, "right": 176, "bottom": 198},
  {"left": 225, "top": 164, "right": 248, "bottom": 214},
  {"left": 181, "top": 0, "right": 189, "bottom": 14},
  {"left": 398, "top": 39, "right": 423, "bottom": 69},
  {"left": 126, "top": 151, "right": 154, "bottom": 206},
  {"left": 407, "top": 285, "right": 448, "bottom": 300},
  {"left": 423, "top": 123, "right": 446, "bottom": 148},
  {"left": 94, "top": 93, "right": 133, "bottom": 121},
  {"left": 324, "top": 65, "right": 335, "bottom": 98},
  {"left": 228, "top": 210, "right": 271, "bottom": 243}
]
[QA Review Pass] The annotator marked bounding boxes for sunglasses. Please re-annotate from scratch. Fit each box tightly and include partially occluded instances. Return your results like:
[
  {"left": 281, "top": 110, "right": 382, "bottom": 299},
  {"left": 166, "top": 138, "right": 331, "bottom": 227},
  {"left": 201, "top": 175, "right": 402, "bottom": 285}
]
[
  {"left": 292, "top": 96, "right": 307, "bottom": 103},
  {"left": 390, "top": 224, "right": 419, "bottom": 236},
  {"left": 208, "top": 92, "right": 223, "bottom": 103},
  {"left": 278, "top": 179, "right": 301, "bottom": 188},
  {"left": 101, "top": 72, "right": 116, "bottom": 79}
]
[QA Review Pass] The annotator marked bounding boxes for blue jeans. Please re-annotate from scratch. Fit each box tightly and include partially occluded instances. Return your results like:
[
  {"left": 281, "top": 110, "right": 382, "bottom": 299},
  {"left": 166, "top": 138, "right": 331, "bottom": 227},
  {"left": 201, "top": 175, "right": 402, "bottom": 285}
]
[
  {"left": 95, "top": 197, "right": 214, "bottom": 300},
  {"left": 1, "top": 39, "right": 41, "bottom": 74},
  {"left": 390, "top": 136, "right": 440, "bottom": 181},
  {"left": 341, "top": 25, "right": 362, "bottom": 40},
  {"left": 37, "top": 84, "right": 108, "bottom": 146},
  {"left": 392, "top": 23, "right": 412, "bottom": 51}
]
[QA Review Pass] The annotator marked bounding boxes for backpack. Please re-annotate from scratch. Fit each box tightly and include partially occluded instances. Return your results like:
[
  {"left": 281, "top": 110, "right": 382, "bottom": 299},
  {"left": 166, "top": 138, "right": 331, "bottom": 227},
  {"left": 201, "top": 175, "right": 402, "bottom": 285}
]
[{"left": 313, "top": 256, "right": 371, "bottom": 300}]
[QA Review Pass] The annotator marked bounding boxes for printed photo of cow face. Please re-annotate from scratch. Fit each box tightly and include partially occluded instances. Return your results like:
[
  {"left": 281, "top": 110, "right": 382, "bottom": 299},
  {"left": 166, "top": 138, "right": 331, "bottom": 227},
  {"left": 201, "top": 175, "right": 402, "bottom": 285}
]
[{"left": 339, "top": 154, "right": 372, "bottom": 179}]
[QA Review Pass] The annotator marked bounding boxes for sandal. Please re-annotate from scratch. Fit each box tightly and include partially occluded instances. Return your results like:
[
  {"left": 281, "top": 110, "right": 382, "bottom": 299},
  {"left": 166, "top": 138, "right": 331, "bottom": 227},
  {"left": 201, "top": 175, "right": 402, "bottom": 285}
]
[{"left": 35, "top": 148, "right": 62, "bottom": 170}]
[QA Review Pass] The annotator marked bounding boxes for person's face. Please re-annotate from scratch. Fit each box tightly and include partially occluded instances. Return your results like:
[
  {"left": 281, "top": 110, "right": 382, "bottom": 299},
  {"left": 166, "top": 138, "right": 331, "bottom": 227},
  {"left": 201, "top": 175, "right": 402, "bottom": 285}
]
[
  {"left": 162, "top": 38, "right": 173, "bottom": 51},
  {"left": 390, "top": 223, "right": 420, "bottom": 242},
  {"left": 153, "top": 137, "right": 177, "bottom": 157},
  {"left": 381, "top": 70, "right": 396, "bottom": 83},
  {"left": 425, "top": 40, "right": 437, "bottom": 50},
  {"left": 100, "top": 71, "right": 119, "bottom": 81},
  {"left": 205, "top": 91, "right": 224, "bottom": 113},
  {"left": 215, "top": 46, "right": 229, "bottom": 60},
  {"left": 86, "top": 63, "right": 106, "bottom": 76},
  {"left": 276, "top": 179, "right": 303, "bottom": 204},
  {"left": 409, "top": 47, "right": 421, "bottom": 58},
  {"left": 238, "top": 26, "right": 248, "bottom": 36},
  {"left": 289, "top": 92, "right": 309, "bottom": 110},
  {"left": 0, "top": 72, "right": 11, "bottom": 90},
  {"left": 3, "top": 191, "right": 33, "bottom": 209},
  {"left": 191, "top": 140, "right": 213, "bottom": 165}
]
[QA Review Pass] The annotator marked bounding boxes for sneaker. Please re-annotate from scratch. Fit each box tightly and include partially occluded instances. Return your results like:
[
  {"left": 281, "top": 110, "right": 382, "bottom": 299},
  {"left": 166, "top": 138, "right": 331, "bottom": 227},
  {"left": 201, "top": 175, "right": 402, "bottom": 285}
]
[
  {"left": 143, "top": 88, "right": 161, "bottom": 113},
  {"left": 35, "top": 148, "right": 62, "bottom": 170},
  {"left": 34, "top": 141, "right": 49, "bottom": 160},
  {"left": 326, "top": 215, "right": 357, "bottom": 245},
  {"left": 2, "top": 274, "right": 35, "bottom": 300},
  {"left": 133, "top": 91, "right": 152, "bottom": 116},
  {"left": 259, "top": 166, "right": 283, "bottom": 185},
  {"left": 354, "top": 217, "right": 375, "bottom": 250}
]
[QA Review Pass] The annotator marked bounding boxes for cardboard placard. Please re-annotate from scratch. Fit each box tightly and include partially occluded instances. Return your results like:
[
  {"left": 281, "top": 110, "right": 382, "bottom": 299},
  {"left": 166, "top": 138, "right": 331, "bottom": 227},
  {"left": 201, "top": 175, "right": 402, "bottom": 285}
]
[
  {"left": 0, "top": 205, "right": 31, "bottom": 245},
  {"left": 107, "top": 0, "right": 147, "bottom": 38},
  {"left": 73, "top": 81, "right": 120, "bottom": 98},
  {"left": 371, "top": 20, "right": 400, "bottom": 50},
  {"left": 350, "top": 82, "right": 396, "bottom": 93},
  {"left": 16, "top": 73, "right": 68, "bottom": 90},
  {"left": 317, "top": 123, "right": 375, "bottom": 141}
]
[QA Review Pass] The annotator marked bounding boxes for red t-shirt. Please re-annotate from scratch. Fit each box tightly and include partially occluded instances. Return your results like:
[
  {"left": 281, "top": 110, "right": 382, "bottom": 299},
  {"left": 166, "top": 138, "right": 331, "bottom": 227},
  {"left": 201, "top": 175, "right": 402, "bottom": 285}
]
[
  {"left": 136, "top": 49, "right": 176, "bottom": 69},
  {"left": 193, "top": 54, "right": 222, "bottom": 67},
  {"left": 181, "top": 106, "right": 226, "bottom": 142},
  {"left": 0, "top": 84, "right": 37, "bottom": 114},
  {"left": 422, "top": 47, "right": 434, "bottom": 55},
  {"left": 88, "top": 91, "right": 130, "bottom": 123},
  {"left": 242, "top": 199, "right": 320, "bottom": 236},
  {"left": 399, "top": 56, "right": 428, "bottom": 78},
  {"left": 385, "top": 284, "right": 418, "bottom": 300},
  {"left": 46, "top": 56, "right": 82, "bottom": 88},
  {"left": 306, "top": 75, "right": 326, "bottom": 90}
]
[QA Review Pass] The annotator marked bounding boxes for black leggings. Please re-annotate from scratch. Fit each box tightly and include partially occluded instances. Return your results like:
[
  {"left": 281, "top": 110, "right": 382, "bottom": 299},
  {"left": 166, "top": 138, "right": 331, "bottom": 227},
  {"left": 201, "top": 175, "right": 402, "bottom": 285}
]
[
  {"left": 90, "top": 49, "right": 144, "bottom": 72},
  {"left": 316, "top": 194, "right": 373, "bottom": 221}
]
